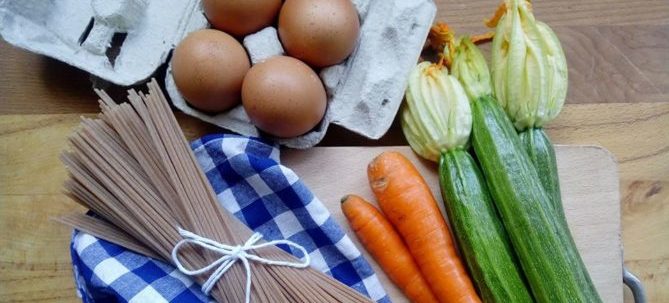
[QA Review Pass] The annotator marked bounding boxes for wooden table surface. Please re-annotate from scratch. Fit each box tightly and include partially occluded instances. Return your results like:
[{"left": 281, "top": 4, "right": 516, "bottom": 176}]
[{"left": 1, "top": 0, "right": 668, "bottom": 302}]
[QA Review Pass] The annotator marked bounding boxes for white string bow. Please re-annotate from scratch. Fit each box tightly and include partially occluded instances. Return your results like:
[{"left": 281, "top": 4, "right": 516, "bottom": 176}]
[{"left": 171, "top": 228, "right": 311, "bottom": 303}]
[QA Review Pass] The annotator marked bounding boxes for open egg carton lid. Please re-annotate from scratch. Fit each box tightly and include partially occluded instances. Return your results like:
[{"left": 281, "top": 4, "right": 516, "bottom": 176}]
[
  {"left": 0, "top": 0, "right": 436, "bottom": 148},
  {"left": 0, "top": 0, "right": 207, "bottom": 86}
]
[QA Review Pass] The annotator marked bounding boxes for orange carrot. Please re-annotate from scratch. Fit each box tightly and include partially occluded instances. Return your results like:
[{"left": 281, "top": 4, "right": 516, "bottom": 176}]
[
  {"left": 367, "top": 151, "right": 481, "bottom": 303},
  {"left": 341, "top": 195, "right": 439, "bottom": 303}
]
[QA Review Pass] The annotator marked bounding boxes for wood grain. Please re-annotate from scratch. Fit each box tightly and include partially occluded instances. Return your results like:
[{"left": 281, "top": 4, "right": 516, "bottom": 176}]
[
  {"left": 1, "top": 102, "right": 667, "bottom": 302},
  {"left": 541, "top": 103, "right": 669, "bottom": 302},
  {"left": 0, "top": 115, "right": 85, "bottom": 302},
  {"left": 435, "top": 0, "right": 669, "bottom": 28},
  {"left": 282, "top": 145, "right": 623, "bottom": 303},
  {"left": 0, "top": 42, "right": 99, "bottom": 114},
  {"left": 1, "top": 0, "right": 668, "bottom": 301},
  {"left": 559, "top": 25, "right": 669, "bottom": 104},
  {"left": 0, "top": 42, "right": 168, "bottom": 115},
  {"left": 0, "top": 195, "right": 83, "bottom": 303},
  {"left": 546, "top": 103, "right": 669, "bottom": 181},
  {"left": 621, "top": 180, "right": 669, "bottom": 302},
  {"left": 2, "top": 1, "right": 669, "bottom": 115}
]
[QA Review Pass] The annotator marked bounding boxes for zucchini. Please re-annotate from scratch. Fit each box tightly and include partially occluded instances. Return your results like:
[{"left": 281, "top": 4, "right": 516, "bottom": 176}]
[
  {"left": 402, "top": 60, "right": 534, "bottom": 303},
  {"left": 439, "top": 149, "right": 534, "bottom": 303},
  {"left": 518, "top": 128, "right": 563, "bottom": 217},
  {"left": 470, "top": 95, "right": 601, "bottom": 302},
  {"left": 520, "top": 127, "right": 597, "bottom": 303}
]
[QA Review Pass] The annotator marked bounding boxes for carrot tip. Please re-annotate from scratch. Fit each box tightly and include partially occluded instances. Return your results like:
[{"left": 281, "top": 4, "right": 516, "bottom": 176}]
[{"left": 340, "top": 195, "right": 350, "bottom": 204}]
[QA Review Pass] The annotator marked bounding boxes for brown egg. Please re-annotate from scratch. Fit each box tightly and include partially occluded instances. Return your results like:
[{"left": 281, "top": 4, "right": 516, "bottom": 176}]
[
  {"left": 203, "top": 0, "right": 282, "bottom": 37},
  {"left": 278, "top": 0, "right": 360, "bottom": 68},
  {"left": 171, "top": 29, "right": 250, "bottom": 113},
  {"left": 242, "top": 56, "right": 327, "bottom": 138}
]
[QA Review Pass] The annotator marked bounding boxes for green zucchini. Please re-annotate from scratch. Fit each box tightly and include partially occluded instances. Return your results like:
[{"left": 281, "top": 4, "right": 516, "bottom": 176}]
[
  {"left": 519, "top": 127, "right": 597, "bottom": 302},
  {"left": 439, "top": 149, "right": 533, "bottom": 303},
  {"left": 402, "top": 60, "right": 534, "bottom": 303},
  {"left": 519, "top": 128, "right": 563, "bottom": 217},
  {"left": 470, "top": 95, "right": 601, "bottom": 303}
]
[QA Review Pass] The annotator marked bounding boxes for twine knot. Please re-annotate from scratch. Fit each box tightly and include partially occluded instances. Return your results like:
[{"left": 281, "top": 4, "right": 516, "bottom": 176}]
[{"left": 171, "top": 228, "right": 311, "bottom": 303}]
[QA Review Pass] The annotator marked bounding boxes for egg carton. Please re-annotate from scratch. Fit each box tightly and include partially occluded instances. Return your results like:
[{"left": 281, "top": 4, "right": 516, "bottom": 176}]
[
  {"left": 0, "top": 0, "right": 207, "bottom": 86},
  {"left": 169, "top": 0, "right": 436, "bottom": 148},
  {"left": 0, "top": 0, "right": 436, "bottom": 148}
]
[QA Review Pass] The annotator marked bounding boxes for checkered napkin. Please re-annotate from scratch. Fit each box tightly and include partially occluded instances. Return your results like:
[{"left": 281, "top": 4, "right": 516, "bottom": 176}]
[{"left": 70, "top": 134, "right": 389, "bottom": 303}]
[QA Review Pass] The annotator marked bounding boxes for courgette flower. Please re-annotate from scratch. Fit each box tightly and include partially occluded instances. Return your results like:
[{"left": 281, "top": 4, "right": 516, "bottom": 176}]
[
  {"left": 489, "top": 0, "right": 568, "bottom": 130},
  {"left": 402, "top": 62, "right": 472, "bottom": 162},
  {"left": 451, "top": 37, "right": 493, "bottom": 101}
]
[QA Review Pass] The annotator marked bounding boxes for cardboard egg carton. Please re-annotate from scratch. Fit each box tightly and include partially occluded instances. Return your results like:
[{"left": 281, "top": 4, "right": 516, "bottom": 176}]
[
  {"left": 0, "top": 0, "right": 436, "bottom": 148},
  {"left": 0, "top": 0, "right": 207, "bottom": 86}
]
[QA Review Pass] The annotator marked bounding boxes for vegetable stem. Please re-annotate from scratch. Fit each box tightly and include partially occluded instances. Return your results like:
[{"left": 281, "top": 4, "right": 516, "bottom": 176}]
[{"left": 518, "top": 128, "right": 562, "bottom": 216}]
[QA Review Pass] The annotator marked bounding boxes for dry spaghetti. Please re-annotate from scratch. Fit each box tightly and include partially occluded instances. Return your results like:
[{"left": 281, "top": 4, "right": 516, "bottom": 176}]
[{"left": 58, "top": 79, "right": 371, "bottom": 303}]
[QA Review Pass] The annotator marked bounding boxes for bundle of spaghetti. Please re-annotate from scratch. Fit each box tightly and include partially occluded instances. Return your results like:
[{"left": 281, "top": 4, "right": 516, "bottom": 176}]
[{"left": 57, "top": 79, "right": 371, "bottom": 303}]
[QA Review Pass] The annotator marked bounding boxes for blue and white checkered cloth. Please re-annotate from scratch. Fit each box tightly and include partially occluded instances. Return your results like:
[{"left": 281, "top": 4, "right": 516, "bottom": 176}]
[{"left": 70, "top": 134, "right": 389, "bottom": 303}]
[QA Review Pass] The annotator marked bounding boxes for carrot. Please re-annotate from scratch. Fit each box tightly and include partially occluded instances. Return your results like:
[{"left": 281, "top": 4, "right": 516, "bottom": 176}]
[
  {"left": 341, "top": 195, "right": 439, "bottom": 303},
  {"left": 367, "top": 151, "right": 480, "bottom": 303}
]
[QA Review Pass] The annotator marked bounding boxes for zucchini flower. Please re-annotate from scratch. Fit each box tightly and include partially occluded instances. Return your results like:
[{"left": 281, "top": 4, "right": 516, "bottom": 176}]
[
  {"left": 402, "top": 62, "right": 471, "bottom": 162},
  {"left": 451, "top": 37, "right": 493, "bottom": 101},
  {"left": 489, "top": 0, "right": 568, "bottom": 130},
  {"left": 427, "top": 23, "right": 455, "bottom": 67}
]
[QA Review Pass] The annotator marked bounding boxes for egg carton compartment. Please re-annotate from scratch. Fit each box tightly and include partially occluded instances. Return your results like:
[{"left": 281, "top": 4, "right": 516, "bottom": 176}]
[
  {"left": 0, "top": 0, "right": 208, "bottom": 86},
  {"left": 167, "top": 0, "right": 436, "bottom": 148},
  {"left": 0, "top": 0, "right": 435, "bottom": 148}
]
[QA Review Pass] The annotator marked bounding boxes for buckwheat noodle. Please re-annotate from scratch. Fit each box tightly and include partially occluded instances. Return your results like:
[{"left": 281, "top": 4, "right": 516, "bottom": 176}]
[{"left": 58, "top": 79, "right": 371, "bottom": 303}]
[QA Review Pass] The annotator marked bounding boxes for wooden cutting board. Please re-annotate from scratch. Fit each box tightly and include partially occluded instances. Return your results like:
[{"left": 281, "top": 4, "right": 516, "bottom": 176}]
[{"left": 283, "top": 145, "right": 623, "bottom": 302}]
